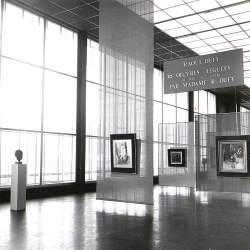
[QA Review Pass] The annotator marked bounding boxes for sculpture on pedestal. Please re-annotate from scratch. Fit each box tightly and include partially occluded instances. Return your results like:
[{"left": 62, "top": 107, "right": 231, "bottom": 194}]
[{"left": 15, "top": 150, "right": 23, "bottom": 164}]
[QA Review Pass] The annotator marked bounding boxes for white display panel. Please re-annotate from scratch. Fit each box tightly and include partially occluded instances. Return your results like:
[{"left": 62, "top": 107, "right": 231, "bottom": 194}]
[
  {"left": 196, "top": 112, "right": 250, "bottom": 193},
  {"left": 11, "top": 164, "right": 27, "bottom": 210},
  {"left": 96, "top": 0, "right": 154, "bottom": 204},
  {"left": 158, "top": 122, "right": 196, "bottom": 188}
]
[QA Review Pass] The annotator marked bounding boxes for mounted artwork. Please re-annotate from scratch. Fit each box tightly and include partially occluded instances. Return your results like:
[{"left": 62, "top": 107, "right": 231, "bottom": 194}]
[
  {"left": 110, "top": 133, "right": 137, "bottom": 174},
  {"left": 216, "top": 136, "right": 249, "bottom": 177},
  {"left": 168, "top": 148, "right": 186, "bottom": 167}
]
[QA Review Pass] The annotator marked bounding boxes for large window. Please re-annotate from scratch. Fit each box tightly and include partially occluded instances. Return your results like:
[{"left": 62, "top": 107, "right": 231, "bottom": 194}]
[
  {"left": 0, "top": 2, "right": 77, "bottom": 187},
  {"left": 85, "top": 39, "right": 100, "bottom": 181},
  {"left": 153, "top": 68, "right": 189, "bottom": 175},
  {"left": 194, "top": 90, "right": 216, "bottom": 115},
  {"left": 2, "top": 4, "right": 44, "bottom": 66}
]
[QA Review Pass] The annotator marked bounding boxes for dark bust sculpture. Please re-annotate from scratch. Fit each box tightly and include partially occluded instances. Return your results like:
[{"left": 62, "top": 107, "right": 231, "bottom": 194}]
[{"left": 15, "top": 150, "right": 23, "bottom": 164}]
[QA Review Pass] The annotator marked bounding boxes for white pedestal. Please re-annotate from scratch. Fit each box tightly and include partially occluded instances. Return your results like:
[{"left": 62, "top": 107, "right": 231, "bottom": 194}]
[{"left": 10, "top": 164, "right": 27, "bottom": 211}]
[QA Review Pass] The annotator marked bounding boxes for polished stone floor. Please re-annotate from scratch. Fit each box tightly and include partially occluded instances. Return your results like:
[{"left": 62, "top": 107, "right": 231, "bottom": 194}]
[{"left": 1, "top": 186, "right": 250, "bottom": 250}]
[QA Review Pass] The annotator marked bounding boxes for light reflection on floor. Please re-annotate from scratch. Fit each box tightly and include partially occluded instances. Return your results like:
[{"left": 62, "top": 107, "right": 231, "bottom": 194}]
[
  {"left": 241, "top": 193, "right": 250, "bottom": 208},
  {"left": 1, "top": 186, "right": 250, "bottom": 249},
  {"left": 95, "top": 199, "right": 147, "bottom": 217},
  {"left": 155, "top": 185, "right": 191, "bottom": 197}
]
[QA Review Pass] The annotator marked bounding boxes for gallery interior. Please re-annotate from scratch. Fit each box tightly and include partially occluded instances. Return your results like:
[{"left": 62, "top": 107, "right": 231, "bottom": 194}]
[{"left": 1, "top": 0, "right": 250, "bottom": 249}]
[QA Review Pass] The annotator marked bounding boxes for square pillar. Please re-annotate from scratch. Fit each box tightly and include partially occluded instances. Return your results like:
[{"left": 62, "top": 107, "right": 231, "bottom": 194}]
[{"left": 10, "top": 164, "right": 27, "bottom": 211}]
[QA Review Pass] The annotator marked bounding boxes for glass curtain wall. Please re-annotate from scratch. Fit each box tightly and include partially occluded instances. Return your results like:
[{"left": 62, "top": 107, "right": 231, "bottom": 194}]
[
  {"left": 0, "top": 2, "right": 77, "bottom": 187},
  {"left": 194, "top": 90, "right": 216, "bottom": 115},
  {"left": 194, "top": 90, "right": 216, "bottom": 172},
  {"left": 85, "top": 39, "right": 100, "bottom": 181},
  {"left": 153, "top": 68, "right": 189, "bottom": 175}
]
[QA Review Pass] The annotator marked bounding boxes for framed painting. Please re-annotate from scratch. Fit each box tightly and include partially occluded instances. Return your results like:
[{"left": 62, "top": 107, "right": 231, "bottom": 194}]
[
  {"left": 168, "top": 148, "right": 186, "bottom": 167},
  {"left": 110, "top": 133, "right": 137, "bottom": 174},
  {"left": 216, "top": 136, "right": 249, "bottom": 177}
]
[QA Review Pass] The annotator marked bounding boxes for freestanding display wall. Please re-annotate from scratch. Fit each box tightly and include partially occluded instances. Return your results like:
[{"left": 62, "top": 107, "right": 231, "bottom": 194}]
[
  {"left": 96, "top": 0, "right": 154, "bottom": 205},
  {"left": 196, "top": 112, "right": 250, "bottom": 193},
  {"left": 158, "top": 122, "right": 196, "bottom": 187}
]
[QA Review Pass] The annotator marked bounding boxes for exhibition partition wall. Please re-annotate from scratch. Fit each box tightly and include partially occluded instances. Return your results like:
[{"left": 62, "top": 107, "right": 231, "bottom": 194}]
[
  {"left": 158, "top": 122, "right": 196, "bottom": 187},
  {"left": 196, "top": 112, "right": 250, "bottom": 193},
  {"left": 96, "top": 0, "right": 154, "bottom": 204}
]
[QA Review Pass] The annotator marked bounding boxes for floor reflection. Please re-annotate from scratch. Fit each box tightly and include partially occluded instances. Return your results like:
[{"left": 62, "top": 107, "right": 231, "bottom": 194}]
[
  {"left": 155, "top": 186, "right": 192, "bottom": 197},
  {"left": 0, "top": 186, "right": 250, "bottom": 249},
  {"left": 95, "top": 199, "right": 148, "bottom": 217}
]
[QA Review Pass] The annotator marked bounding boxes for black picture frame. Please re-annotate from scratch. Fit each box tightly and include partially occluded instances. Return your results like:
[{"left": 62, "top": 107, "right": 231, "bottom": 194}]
[
  {"left": 110, "top": 133, "right": 137, "bottom": 174},
  {"left": 216, "top": 136, "right": 249, "bottom": 177},
  {"left": 168, "top": 148, "right": 186, "bottom": 167}
]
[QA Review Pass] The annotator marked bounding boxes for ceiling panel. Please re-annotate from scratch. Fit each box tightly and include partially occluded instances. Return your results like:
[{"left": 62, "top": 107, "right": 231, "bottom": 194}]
[
  {"left": 155, "top": 20, "right": 181, "bottom": 31},
  {"left": 232, "top": 11, "right": 250, "bottom": 22},
  {"left": 50, "top": 0, "right": 87, "bottom": 9},
  {"left": 225, "top": 2, "right": 250, "bottom": 15},
  {"left": 208, "top": 16, "right": 236, "bottom": 28},
  {"left": 188, "top": 0, "right": 220, "bottom": 12},
  {"left": 197, "top": 30, "right": 221, "bottom": 39},
  {"left": 70, "top": 4, "right": 98, "bottom": 19},
  {"left": 154, "top": 0, "right": 185, "bottom": 10},
  {"left": 187, "top": 22, "right": 212, "bottom": 33},
  {"left": 218, "top": 25, "right": 242, "bottom": 35},
  {"left": 240, "top": 22, "right": 250, "bottom": 30},
  {"left": 166, "top": 27, "right": 191, "bottom": 37},
  {"left": 88, "top": 27, "right": 99, "bottom": 37},
  {"left": 19, "top": 0, "right": 46, "bottom": 5},
  {"left": 216, "top": 0, "right": 245, "bottom": 5},
  {"left": 178, "top": 15, "right": 204, "bottom": 26},
  {"left": 203, "top": 36, "right": 227, "bottom": 45},
  {"left": 34, "top": 1, "right": 65, "bottom": 15},
  {"left": 199, "top": 9, "right": 228, "bottom": 21},
  {"left": 225, "top": 32, "right": 248, "bottom": 41},
  {"left": 164, "top": 4, "right": 194, "bottom": 18},
  {"left": 154, "top": 11, "right": 171, "bottom": 23},
  {"left": 72, "top": 18, "right": 97, "bottom": 30},
  {"left": 54, "top": 11, "right": 82, "bottom": 23}
]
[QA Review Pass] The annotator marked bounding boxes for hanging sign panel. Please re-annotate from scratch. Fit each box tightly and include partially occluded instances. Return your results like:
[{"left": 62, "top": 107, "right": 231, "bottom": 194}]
[{"left": 164, "top": 49, "right": 244, "bottom": 94}]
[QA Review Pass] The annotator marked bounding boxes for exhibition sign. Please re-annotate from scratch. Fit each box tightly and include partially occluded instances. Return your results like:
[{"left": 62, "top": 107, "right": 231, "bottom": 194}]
[{"left": 164, "top": 49, "right": 244, "bottom": 94}]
